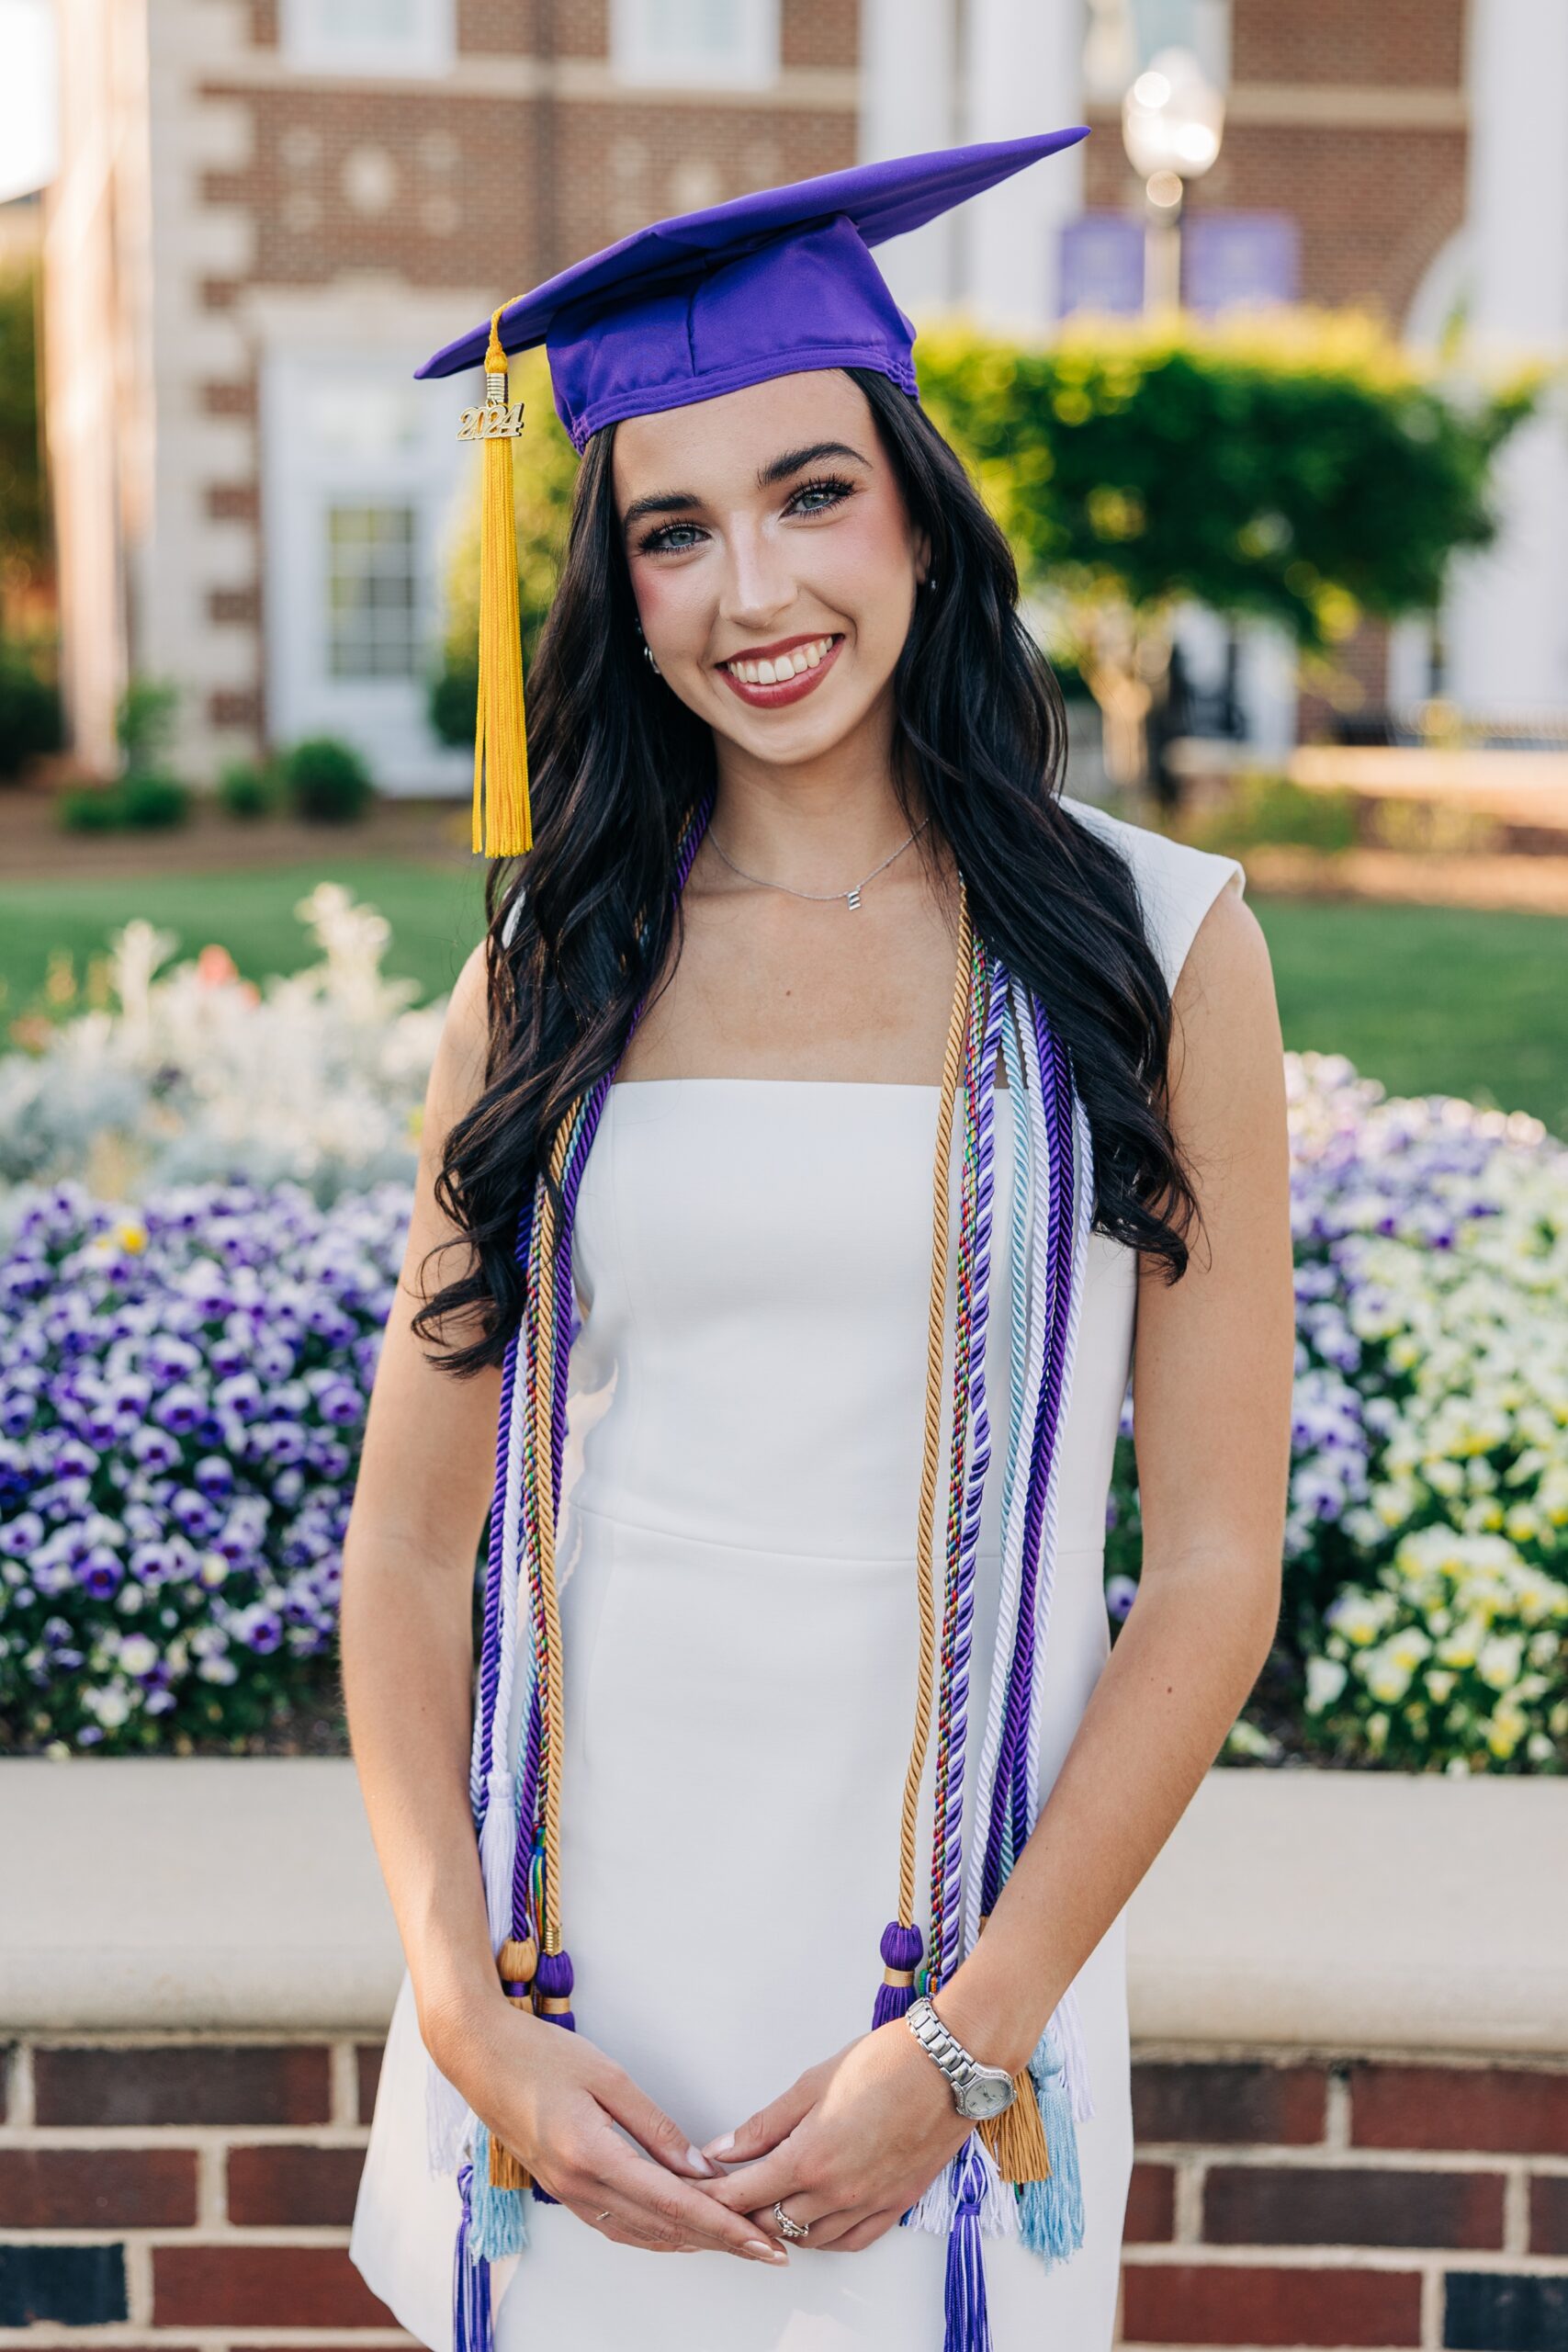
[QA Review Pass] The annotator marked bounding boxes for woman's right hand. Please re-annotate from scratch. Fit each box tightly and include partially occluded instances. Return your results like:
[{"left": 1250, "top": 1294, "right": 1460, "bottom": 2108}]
[{"left": 436, "top": 1997, "right": 792, "bottom": 2266}]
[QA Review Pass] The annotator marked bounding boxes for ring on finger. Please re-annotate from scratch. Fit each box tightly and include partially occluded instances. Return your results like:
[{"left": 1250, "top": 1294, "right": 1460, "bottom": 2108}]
[
  {"left": 594, "top": 2208, "right": 613, "bottom": 2223},
  {"left": 771, "top": 2200, "right": 810, "bottom": 2243}
]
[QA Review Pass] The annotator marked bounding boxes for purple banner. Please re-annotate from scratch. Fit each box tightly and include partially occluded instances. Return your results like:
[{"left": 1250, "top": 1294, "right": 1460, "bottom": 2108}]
[
  {"left": 1057, "top": 213, "right": 1146, "bottom": 318},
  {"left": 1182, "top": 211, "right": 1300, "bottom": 316}
]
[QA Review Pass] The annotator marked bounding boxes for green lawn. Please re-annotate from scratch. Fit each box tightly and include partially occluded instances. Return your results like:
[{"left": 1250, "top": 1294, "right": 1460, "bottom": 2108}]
[
  {"left": 1254, "top": 896, "right": 1567, "bottom": 1136},
  {"left": 0, "top": 862, "right": 1562, "bottom": 1134},
  {"left": 0, "top": 859, "right": 487, "bottom": 1015}
]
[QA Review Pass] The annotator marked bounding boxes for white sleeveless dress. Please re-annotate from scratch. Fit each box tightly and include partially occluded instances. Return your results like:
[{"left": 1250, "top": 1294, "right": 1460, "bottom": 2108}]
[{"left": 351, "top": 803, "right": 1244, "bottom": 2351}]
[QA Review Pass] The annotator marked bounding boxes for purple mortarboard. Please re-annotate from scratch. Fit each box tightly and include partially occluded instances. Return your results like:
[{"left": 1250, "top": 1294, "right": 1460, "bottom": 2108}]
[{"left": 427, "top": 128, "right": 1089, "bottom": 857}]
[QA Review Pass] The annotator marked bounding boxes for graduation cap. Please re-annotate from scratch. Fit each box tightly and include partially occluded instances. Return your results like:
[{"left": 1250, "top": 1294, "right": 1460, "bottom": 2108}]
[{"left": 423, "top": 128, "right": 1089, "bottom": 857}]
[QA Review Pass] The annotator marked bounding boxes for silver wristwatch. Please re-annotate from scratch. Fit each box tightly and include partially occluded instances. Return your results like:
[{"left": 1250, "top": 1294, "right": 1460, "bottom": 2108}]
[{"left": 905, "top": 1996, "right": 1016, "bottom": 2122}]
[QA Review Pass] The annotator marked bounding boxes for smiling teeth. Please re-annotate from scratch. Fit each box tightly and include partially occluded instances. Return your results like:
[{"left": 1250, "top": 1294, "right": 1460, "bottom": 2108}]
[{"left": 725, "top": 637, "right": 835, "bottom": 684}]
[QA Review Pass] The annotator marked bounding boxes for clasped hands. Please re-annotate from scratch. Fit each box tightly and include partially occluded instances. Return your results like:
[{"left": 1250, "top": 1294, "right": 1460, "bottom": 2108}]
[
  {"left": 459, "top": 2000, "right": 971, "bottom": 2265},
  {"left": 693, "top": 2021, "right": 974, "bottom": 2254}
]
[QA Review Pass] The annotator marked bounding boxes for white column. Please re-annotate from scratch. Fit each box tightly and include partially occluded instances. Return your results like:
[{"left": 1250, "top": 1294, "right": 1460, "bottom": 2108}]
[
  {"left": 1442, "top": 0, "right": 1568, "bottom": 719},
  {"left": 858, "top": 0, "right": 960, "bottom": 316},
  {"left": 959, "top": 0, "right": 1086, "bottom": 329}
]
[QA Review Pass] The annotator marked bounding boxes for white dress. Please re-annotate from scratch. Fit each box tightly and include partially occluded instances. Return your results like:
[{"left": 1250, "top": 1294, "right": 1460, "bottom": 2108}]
[{"left": 351, "top": 804, "right": 1244, "bottom": 2351}]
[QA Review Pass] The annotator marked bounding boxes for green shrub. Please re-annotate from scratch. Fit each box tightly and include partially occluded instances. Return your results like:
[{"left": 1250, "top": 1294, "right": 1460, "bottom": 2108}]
[
  {"left": 57, "top": 785, "right": 125, "bottom": 832},
  {"left": 116, "top": 676, "right": 179, "bottom": 775},
  {"left": 1185, "top": 772, "right": 1359, "bottom": 857},
  {"left": 120, "top": 772, "right": 190, "bottom": 830},
  {"left": 55, "top": 775, "right": 189, "bottom": 832},
  {"left": 281, "top": 734, "right": 374, "bottom": 823},
  {"left": 217, "top": 757, "right": 278, "bottom": 819},
  {"left": 429, "top": 655, "right": 479, "bottom": 751},
  {"left": 0, "top": 648, "right": 63, "bottom": 780}
]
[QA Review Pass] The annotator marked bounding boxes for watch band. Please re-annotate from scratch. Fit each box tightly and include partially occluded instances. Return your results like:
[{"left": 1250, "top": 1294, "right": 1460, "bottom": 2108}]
[{"left": 905, "top": 1994, "right": 1014, "bottom": 2117}]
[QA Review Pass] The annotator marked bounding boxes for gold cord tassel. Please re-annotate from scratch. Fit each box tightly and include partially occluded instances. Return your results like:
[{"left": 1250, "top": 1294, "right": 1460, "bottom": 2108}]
[
  {"left": 978, "top": 2072, "right": 1053, "bottom": 2184},
  {"left": 487, "top": 1936, "right": 537, "bottom": 2190},
  {"left": 972, "top": 1913, "right": 1052, "bottom": 2183},
  {"left": 460, "top": 307, "right": 531, "bottom": 858}
]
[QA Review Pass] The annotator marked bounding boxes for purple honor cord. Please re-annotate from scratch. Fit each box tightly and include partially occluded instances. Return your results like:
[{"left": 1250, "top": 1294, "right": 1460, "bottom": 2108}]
[{"left": 936, "top": 954, "right": 1008, "bottom": 1984}]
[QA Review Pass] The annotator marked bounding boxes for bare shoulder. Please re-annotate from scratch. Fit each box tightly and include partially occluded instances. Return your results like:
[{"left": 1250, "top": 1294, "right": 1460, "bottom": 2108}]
[
  {"left": 424, "top": 939, "right": 494, "bottom": 1138},
  {"left": 1172, "top": 872, "right": 1276, "bottom": 1034}
]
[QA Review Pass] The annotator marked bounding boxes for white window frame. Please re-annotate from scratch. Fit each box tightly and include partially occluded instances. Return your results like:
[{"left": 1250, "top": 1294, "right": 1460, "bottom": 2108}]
[
  {"left": 278, "top": 0, "right": 456, "bottom": 79},
  {"left": 609, "top": 0, "right": 781, "bottom": 91},
  {"left": 261, "top": 345, "right": 470, "bottom": 796}
]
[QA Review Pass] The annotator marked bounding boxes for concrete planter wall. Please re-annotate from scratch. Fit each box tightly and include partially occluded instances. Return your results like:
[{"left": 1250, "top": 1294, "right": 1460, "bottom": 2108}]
[{"left": 2, "top": 1762, "right": 1565, "bottom": 2351}]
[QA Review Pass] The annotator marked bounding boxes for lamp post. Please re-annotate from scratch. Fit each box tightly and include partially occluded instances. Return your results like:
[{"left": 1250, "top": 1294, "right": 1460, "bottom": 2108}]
[{"left": 1121, "top": 45, "right": 1224, "bottom": 316}]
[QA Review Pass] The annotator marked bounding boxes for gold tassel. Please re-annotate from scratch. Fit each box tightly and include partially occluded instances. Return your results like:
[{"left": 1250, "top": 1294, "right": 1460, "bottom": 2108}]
[
  {"left": 978, "top": 2069, "right": 1053, "bottom": 2185},
  {"left": 971, "top": 1912, "right": 1052, "bottom": 2185},
  {"left": 488, "top": 1935, "right": 537, "bottom": 2190},
  {"left": 459, "top": 307, "right": 531, "bottom": 859}
]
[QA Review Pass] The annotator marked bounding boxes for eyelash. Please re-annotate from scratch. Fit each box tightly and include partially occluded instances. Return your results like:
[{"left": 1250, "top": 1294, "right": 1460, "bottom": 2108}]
[{"left": 634, "top": 473, "right": 858, "bottom": 556}]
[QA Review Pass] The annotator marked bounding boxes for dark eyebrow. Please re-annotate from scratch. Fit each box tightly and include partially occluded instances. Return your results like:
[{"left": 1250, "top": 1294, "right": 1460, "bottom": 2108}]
[
  {"left": 621, "top": 441, "right": 871, "bottom": 536},
  {"left": 621, "top": 488, "right": 702, "bottom": 533},
  {"left": 756, "top": 439, "right": 872, "bottom": 487}
]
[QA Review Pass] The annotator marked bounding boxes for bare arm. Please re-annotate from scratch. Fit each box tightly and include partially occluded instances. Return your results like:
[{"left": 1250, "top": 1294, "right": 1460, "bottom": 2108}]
[
  {"left": 697, "top": 880, "right": 1293, "bottom": 2244},
  {"left": 342, "top": 944, "right": 785, "bottom": 2267},
  {"left": 934, "top": 877, "right": 1292, "bottom": 2069},
  {"left": 341, "top": 941, "right": 502, "bottom": 2062}
]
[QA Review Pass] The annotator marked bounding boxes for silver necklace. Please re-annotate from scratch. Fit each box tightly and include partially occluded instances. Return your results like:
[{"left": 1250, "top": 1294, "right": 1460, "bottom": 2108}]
[{"left": 705, "top": 815, "right": 931, "bottom": 910}]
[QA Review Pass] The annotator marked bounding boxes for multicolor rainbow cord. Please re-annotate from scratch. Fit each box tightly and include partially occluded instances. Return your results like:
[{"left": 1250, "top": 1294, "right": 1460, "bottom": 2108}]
[{"left": 437, "top": 797, "right": 1095, "bottom": 2352}]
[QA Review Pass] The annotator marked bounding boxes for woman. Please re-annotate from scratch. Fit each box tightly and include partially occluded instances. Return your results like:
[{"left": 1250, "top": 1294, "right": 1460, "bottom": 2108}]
[{"left": 345, "top": 133, "right": 1293, "bottom": 2352}]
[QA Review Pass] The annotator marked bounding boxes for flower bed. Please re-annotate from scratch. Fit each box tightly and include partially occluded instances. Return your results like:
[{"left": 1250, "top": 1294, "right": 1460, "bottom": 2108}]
[
  {"left": 0, "top": 905, "right": 1563, "bottom": 1769},
  {"left": 0, "top": 1180, "right": 408, "bottom": 1751},
  {"left": 0, "top": 888, "right": 442, "bottom": 1207},
  {"left": 1111, "top": 1054, "right": 1568, "bottom": 1772}
]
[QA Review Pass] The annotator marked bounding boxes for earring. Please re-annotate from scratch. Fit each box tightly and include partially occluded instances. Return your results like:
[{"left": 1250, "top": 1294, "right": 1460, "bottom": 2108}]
[
  {"left": 644, "top": 643, "right": 661, "bottom": 676},
  {"left": 925, "top": 572, "right": 939, "bottom": 592}
]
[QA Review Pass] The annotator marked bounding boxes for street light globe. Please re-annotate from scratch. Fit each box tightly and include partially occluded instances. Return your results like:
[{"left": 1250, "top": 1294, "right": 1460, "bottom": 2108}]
[{"left": 1122, "top": 45, "right": 1225, "bottom": 184}]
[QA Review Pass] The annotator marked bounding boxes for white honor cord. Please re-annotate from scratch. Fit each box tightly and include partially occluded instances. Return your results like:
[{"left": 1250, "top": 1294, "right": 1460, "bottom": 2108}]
[{"left": 962, "top": 982, "right": 1046, "bottom": 1959}]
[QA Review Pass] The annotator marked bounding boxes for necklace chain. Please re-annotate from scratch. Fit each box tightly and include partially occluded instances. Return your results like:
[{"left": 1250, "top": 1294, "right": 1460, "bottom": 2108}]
[{"left": 705, "top": 815, "right": 931, "bottom": 910}]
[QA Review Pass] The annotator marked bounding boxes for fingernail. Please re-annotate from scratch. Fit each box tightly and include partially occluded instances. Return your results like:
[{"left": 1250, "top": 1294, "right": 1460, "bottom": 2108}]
[
  {"left": 704, "top": 2131, "right": 735, "bottom": 2158},
  {"left": 685, "top": 2143, "right": 716, "bottom": 2177},
  {"left": 745, "top": 2238, "right": 787, "bottom": 2264}
]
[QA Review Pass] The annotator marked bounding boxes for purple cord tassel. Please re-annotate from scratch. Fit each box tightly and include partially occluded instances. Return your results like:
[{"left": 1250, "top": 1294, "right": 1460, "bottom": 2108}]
[
  {"left": 942, "top": 2138, "right": 994, "bottom": 2352},
  {"left": 528, "top": 1951, "right": 575, "bottom": 2207},
  {"left": 452, "top": 2163, "right": 493, "bottom": 2352},
  {"left": 872, "top": 1919, "right": 923, "bottom": 2027}
]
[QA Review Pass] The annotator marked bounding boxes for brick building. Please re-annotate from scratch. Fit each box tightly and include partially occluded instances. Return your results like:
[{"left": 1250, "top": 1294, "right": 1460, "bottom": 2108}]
[{"left": 40, "top": 0, "right": 1558, "bottom": 787}]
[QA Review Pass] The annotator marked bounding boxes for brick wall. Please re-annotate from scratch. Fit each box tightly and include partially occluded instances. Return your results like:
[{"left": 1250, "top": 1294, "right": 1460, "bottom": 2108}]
[
  {"left": 0, "top": 2035, "right": 400, "bottom": 2343},
  {"left": 1123, "top": 2054, "right": 1568, "bottom": 2350},
  {"left": 5, "top": 2038, "right": 1565, "bottom": 2350}
]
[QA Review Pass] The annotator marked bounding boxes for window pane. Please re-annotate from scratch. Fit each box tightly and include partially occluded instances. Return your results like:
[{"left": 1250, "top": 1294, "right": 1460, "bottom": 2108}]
[
  {"left": 301, "top": 0, "right": 420, "bottom": 39},
  {"left": 325, "top": 503, "right": 419, "bottom": 681}
]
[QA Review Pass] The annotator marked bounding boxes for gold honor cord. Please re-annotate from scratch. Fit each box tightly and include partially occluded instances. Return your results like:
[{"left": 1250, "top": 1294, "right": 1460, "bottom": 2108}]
[{"left": 894, "top": 881, "right": 973, "bottom": 1937}]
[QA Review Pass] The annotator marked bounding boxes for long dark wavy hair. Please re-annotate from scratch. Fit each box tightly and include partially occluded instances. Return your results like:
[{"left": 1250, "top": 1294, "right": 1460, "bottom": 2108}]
[{"left": 414, "top": 366, "right": 1196, "bottom": 1374}]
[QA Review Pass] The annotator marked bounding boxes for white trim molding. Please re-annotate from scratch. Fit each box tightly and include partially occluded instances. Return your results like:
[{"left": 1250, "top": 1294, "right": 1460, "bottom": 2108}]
[{"left": 1, "top": 1761, "right": 1562, "bottom": 2047}]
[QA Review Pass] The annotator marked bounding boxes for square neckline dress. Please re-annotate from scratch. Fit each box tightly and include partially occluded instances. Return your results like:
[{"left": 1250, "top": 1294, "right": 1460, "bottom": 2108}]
[{"left": 350, "top": 801, "right": 1244, "bottom": 2351}]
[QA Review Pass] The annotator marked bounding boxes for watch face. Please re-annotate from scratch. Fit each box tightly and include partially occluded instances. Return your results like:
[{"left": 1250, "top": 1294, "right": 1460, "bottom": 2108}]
[{"left": 958, "top": 2072, "right": 1017, "bottom": 2122}]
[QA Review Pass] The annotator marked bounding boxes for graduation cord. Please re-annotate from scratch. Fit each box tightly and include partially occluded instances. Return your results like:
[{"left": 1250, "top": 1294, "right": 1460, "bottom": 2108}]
[
  {"left": 928, "top": 934, "right": 985, "bottom": 1992},
  {"left": 452, "top": 820, "right": 1095, "bottom": 2333},
  {"left": 872, "top": 883, "right": 973, "bottom": 2026}
]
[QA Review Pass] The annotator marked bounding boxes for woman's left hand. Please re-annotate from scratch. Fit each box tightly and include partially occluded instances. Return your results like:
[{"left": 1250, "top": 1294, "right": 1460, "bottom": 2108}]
[{"left": 691, "top": 2021, "right": 974, "bottom": 2251}]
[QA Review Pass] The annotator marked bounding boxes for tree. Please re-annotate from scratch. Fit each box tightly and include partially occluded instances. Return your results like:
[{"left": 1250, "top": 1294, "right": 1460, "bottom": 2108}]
[
  {"left": 915, "top": 309, "right": 1542, "bottom": 788},
  {"left": 0, "top": 259, "right": 50, "bottom": 626}
]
